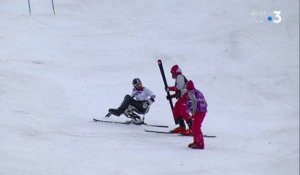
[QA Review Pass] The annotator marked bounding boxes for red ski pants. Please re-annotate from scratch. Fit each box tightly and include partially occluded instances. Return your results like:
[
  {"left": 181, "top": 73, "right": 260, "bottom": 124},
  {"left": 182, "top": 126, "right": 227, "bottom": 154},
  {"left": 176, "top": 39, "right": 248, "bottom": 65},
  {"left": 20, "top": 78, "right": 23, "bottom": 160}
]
[
  {"left": 172, "top": 97, "right": 191, "bottom": 121},
  {"left": 192, "top": 112, "right": 206, "bottom": 146}
]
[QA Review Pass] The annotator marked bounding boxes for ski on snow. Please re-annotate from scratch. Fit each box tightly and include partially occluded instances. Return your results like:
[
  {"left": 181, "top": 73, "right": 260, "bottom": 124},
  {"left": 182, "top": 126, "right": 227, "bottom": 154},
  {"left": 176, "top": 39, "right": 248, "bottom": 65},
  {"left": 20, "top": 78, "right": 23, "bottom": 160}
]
[
  {"left": 93, "top": 118, "right": 131, "bottom": 125},
  {"left": 144, "top": 129, "right": 217, "bottom": 138},
  {"left": 93, "top": 119, "right": 215, "bottom": 137},
  {"left": 93, "top": 118, "right": 168, "bottom": 128}
]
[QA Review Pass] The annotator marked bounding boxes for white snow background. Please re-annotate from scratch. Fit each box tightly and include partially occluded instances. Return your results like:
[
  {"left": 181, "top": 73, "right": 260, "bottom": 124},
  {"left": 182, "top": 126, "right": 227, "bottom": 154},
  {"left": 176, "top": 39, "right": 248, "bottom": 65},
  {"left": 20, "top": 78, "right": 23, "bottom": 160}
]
[{"left": 0, "top": 0, "right": 299, "bottom": 175}]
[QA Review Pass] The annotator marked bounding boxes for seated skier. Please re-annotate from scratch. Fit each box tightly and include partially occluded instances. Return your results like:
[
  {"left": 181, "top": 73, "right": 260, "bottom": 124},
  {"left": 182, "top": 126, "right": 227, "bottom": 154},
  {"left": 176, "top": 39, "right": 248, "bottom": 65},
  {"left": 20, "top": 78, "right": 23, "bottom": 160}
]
[{"left": 107, "top": 78, "right": 155, "bottom": 124}]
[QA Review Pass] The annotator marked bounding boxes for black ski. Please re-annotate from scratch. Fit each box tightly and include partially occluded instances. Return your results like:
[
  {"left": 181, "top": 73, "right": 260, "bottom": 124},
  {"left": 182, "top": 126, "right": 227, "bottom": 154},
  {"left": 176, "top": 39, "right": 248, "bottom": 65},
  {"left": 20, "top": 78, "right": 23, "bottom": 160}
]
[
  {"left": 93, "top": 118, "right": 168, "bottom": 128},
  {"left": 93, "top": 118, "right": 131, "bottom": 125},
  {"left": 144, "top": 129, "right": 216, "bottom": 138},
  {"left": 143, "top": 123, "right": 168, "bottom": 128},
  {"left": 144, "top": 129, "right": 172, "bottom": 134},
  {"left": 158, "top": 59, "right": 177, "bottom": 124}
]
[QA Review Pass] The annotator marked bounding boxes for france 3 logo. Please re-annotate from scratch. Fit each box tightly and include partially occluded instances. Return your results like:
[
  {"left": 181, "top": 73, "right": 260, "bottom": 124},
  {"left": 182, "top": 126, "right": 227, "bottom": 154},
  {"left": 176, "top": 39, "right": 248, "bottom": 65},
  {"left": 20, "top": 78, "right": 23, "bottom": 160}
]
[{"left": 251, "top": 11, "right": 282, "bottom": 24}]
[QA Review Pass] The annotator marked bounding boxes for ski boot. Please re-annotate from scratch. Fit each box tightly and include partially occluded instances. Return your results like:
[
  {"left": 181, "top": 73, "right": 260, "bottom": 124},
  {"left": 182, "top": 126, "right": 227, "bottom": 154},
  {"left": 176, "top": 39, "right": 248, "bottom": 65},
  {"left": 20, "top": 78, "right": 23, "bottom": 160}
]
[
  {"left": 108, "top": 108, "right": 122, "bottom": 116},
  {"left": 188, "top": 142, "right": 204, "bottom": 149}
]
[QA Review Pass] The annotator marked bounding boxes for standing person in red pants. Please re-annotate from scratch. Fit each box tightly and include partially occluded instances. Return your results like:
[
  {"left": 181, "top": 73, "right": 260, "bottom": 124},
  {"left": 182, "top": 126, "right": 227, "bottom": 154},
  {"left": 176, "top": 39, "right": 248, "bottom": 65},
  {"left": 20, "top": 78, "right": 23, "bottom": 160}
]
[
  {"left": 185, "top": 80, "right": 207, "bottom": 149},
  {"left": 165, "top": 65, "right": 191, "bottom": 134}
]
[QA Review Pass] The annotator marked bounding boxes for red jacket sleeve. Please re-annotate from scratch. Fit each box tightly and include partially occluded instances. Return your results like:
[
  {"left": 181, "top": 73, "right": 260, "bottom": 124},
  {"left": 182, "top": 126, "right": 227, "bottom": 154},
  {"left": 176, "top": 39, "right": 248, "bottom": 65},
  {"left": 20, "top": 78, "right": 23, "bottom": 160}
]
[{"left": 168, "top": 86, "right": 177, "bottom": 91}]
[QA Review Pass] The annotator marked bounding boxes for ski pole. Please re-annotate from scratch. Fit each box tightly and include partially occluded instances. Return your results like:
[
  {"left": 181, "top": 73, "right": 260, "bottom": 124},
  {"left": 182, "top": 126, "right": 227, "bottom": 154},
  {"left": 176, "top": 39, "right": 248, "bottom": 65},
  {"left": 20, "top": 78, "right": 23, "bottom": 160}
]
[
  {"left": 51, "top": 0, "right": 56, "bottom": 15},
  {"left": 28, "top": 0, "right": 32, "bottom": 15}
]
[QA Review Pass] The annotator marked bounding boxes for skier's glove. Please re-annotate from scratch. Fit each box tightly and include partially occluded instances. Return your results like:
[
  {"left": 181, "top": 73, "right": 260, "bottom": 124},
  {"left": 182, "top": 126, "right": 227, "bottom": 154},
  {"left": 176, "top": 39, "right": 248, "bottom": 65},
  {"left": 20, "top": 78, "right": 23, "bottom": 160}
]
[
  {"left": 166, "top": 95, "right": 171, "bottom": 100},
  {"left": 147, "top": 98, "right": 155, "bottom": 105},
  {"left": 166, "top": 94, "right": 175, "bottom": 100}
]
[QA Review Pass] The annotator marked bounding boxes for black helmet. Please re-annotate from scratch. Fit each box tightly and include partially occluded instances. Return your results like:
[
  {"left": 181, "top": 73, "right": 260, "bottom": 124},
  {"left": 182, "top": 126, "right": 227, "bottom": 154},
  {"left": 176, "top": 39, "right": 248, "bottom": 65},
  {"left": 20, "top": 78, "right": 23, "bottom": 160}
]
[{"left": 132, "top": 78, "right": 142, "bottom": 86}]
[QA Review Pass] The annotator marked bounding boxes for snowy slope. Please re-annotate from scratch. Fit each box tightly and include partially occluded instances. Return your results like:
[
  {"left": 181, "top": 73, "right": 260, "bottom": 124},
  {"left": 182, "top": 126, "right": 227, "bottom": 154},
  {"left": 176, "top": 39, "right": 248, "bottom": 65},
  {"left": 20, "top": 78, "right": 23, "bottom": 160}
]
[{"left": 0, "top": 0, "right": 299, "bottom": 175}]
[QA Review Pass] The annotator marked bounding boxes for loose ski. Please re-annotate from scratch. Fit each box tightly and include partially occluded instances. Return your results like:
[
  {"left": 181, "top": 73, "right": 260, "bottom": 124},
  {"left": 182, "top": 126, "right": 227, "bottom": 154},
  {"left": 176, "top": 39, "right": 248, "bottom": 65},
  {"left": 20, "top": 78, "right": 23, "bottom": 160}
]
[
  {"left": 144, "top": 129, "right": 172, "bottom": 134},
  {"left": 143, "top": 123, "right": 168, "bottom": 128},
  {"left": 144, "top": 129, "right": 216, "bottom": 138},
  {"left": 93, "top": 118, "right": 168, "bottom": 128},
  {"left": 93, "top": 118, "right": 131, "bottom": 125},
  {"left": 158, "top": 59, "right": 177, "bottom": 124}
]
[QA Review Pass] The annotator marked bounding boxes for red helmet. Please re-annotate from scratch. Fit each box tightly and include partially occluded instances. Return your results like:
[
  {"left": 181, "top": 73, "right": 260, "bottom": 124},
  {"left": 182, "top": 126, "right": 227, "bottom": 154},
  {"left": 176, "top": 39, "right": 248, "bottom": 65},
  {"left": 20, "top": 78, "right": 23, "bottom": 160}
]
[
  {"left": 170, "top": 65, "right": 182, "bottom": 76},
  {"left": 186, "top": 80, "right": 195, "bottom": 90}
]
